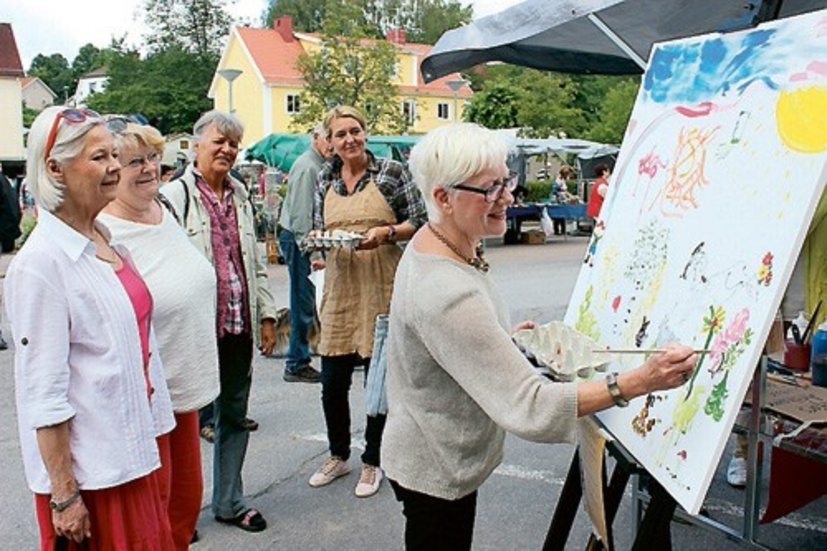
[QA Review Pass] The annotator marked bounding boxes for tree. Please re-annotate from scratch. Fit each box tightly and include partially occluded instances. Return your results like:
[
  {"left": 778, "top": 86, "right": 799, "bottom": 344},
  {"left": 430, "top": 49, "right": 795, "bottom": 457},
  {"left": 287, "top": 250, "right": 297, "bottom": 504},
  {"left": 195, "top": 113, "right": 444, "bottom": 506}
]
[
  {"left": 28, "top": 53, "right": 73, "bottom": 102},
  {"left": 71, "top": 44, "right": 105, "bottom": 83},
  {"left": 87, "top": 46, "right": 214, "bottom": 134},
  {"left": 584, "top": 78, "right": 640, "bottom": 144},
  {"left": 266, "top": 0, "right": 470, "bottom": 44},
  {"left": 463, "top": 82, "right": 521, "bottom": 130},
  {"left": 292, "top": 2, "right": 404, "bottom": 133},
  {"left": 142, "top": 0, "right": 234, "bottom": 58}
]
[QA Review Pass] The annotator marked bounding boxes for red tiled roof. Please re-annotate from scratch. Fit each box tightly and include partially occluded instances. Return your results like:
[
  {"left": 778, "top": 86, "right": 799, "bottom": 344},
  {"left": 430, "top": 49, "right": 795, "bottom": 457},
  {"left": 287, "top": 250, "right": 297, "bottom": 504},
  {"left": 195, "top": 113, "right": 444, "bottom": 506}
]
[
  {"left": 236, "top": 26, "right": 471, "bottom": 97},
  {"left": 21, "top": 76, "right": 34, "bottom": 87},
  {"left": 0, "top": 23, "right": 25, "bottom": 78}
]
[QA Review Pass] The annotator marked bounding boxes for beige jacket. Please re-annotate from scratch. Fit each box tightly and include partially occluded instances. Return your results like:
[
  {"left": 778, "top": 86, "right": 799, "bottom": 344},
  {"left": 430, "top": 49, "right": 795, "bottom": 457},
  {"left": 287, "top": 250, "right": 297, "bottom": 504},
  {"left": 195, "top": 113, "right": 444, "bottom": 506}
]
[{"left": 160, "top": 164, "right": 277, "bottom": 345}]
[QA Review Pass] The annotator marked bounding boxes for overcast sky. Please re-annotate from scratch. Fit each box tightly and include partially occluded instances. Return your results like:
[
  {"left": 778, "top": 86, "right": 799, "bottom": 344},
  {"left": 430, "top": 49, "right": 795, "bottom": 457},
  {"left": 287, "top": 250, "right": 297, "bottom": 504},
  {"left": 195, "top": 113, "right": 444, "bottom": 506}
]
[{"left": 2, "top": 0, "right": 523, "bottom": 70}]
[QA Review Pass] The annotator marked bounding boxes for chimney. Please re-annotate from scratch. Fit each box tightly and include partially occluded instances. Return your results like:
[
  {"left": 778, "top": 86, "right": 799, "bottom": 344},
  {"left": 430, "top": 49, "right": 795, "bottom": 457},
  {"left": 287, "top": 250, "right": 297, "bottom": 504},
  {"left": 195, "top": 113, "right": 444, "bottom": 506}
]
[
  {"left": 274, "top": 15, "right": 293, "bottom": 42},
  {"left": 385, "top": 28, "right": 407, "bottom": 44}
]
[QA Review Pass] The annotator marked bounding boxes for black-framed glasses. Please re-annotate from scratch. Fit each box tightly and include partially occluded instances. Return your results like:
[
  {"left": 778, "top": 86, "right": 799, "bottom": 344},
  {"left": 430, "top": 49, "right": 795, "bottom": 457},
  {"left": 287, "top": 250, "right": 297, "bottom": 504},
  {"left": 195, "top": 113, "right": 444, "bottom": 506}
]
[{"left": 452, "top": 172, "right": 518, "bottom": 203}]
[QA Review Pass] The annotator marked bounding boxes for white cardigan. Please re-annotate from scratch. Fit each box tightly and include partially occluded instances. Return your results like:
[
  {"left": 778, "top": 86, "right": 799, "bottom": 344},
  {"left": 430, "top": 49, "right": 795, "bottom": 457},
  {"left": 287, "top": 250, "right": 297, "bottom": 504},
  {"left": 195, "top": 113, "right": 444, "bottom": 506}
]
[
  {"left": 6, "top": 211, "right": 175, "bottom": 493},
  {"left": 98, "top": 208, "right": 220, "bottom": 412}
]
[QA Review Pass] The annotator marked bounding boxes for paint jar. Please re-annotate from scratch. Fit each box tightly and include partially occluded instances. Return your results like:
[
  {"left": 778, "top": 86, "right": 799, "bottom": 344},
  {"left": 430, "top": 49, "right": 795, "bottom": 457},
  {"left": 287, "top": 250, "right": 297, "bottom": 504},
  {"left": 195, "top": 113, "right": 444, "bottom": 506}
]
[
  {"left": 810, "top": 323, "right": 827, "bottom": 387},
  {"left": 783, "top": 340, "right": 811, "bottom": 372}
]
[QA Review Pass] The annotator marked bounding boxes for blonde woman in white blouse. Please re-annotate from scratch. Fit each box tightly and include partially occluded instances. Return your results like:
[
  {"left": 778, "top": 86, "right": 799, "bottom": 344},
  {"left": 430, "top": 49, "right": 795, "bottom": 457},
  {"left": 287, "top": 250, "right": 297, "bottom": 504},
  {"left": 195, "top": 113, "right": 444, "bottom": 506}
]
[{"left": 98, "top": 123, "right": 220, "bottom": 550}]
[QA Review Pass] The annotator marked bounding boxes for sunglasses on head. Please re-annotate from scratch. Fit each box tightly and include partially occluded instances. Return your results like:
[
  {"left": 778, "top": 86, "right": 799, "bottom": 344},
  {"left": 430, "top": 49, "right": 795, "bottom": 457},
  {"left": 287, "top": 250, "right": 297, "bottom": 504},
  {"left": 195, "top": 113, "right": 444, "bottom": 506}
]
[{"left": 43, "top": 108, "right": 104, "bottom": 160}]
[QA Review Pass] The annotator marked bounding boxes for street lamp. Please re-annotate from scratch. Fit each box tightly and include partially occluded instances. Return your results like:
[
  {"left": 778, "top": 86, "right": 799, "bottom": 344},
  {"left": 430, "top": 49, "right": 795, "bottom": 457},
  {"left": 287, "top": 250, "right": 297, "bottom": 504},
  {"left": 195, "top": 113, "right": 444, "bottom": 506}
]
[
  {"left": 446, "top": 78, "right": 467, "bottom": 122},
  {"left": 217, "top": 68, "right": 243, "bottom": 114}
]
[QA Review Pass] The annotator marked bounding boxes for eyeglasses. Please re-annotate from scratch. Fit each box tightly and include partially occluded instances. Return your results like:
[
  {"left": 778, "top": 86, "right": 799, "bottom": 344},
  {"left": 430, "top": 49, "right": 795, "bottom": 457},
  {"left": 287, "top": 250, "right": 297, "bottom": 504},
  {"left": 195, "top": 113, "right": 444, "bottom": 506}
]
[
  {"left": 452, "top": 172, "right": 519, "bottom": 203},
  {"left": 123, "top": 151, "right": 161, "bottom": 170},
  {"left": 43, "top": 108, "right": 103, "bottom": 160}
]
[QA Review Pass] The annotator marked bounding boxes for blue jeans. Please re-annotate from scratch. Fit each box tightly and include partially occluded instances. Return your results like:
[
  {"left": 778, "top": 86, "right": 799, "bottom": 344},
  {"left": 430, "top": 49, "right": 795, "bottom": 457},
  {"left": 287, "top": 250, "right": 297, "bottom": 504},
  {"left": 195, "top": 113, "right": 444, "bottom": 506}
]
[
  {"left": 321, "top": 354, "right": 386, "bottom": 466},
  {"left": 212, "top": 332, "right": 254, "bottom": 518},
  {"left": 279, "top": 229, "right": 316, "bottom": 372}
]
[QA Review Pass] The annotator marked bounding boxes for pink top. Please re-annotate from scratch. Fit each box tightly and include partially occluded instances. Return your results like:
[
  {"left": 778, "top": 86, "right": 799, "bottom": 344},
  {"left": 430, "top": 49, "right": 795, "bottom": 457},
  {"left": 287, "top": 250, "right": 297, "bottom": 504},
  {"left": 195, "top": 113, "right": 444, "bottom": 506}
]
[{"left": 115, "top": 259, "right": 153, "bottom": 395}]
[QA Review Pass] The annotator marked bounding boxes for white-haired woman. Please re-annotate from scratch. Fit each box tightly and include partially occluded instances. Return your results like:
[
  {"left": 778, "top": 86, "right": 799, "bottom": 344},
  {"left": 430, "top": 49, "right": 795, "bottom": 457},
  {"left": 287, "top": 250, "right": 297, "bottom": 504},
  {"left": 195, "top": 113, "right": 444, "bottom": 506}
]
[
  {"left": 98, "top": 123, "right": 219, "bottom": 549},
  {"left": 383, "top": 123, "right": 699, "bottom": 550},
  {"left": 5, "top": 107, "right": 175, "bottom": 549}
]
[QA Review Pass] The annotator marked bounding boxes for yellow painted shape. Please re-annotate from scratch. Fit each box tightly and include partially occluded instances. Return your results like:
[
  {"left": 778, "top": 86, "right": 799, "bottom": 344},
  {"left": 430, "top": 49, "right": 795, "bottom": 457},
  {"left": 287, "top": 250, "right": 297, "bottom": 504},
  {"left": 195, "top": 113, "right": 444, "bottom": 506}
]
[{"left": 776, "top": 86, "right": 827, "bottom": 153}]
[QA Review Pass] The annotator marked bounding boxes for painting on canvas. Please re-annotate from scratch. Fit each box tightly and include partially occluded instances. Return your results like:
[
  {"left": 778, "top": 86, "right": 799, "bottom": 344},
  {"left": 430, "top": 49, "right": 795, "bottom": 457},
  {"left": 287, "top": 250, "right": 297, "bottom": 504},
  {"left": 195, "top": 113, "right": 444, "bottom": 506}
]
[{"left": 564, "top": 9, "right": 827, "bottom": 514}]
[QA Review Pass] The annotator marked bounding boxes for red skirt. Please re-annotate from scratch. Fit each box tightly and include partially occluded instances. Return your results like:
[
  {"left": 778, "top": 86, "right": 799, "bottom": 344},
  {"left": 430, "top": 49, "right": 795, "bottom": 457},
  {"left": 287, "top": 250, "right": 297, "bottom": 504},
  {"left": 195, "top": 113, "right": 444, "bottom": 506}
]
[{"left": 35, "top": 468, "right": 174, "bottom": 551}]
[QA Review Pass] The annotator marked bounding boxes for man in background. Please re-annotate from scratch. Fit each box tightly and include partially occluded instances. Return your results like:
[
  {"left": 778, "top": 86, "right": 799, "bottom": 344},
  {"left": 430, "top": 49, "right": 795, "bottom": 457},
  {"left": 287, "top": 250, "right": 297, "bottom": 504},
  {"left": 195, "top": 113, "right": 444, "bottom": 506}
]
[{"left": 278, "top": 124, "right": 328, "bottom": 383}]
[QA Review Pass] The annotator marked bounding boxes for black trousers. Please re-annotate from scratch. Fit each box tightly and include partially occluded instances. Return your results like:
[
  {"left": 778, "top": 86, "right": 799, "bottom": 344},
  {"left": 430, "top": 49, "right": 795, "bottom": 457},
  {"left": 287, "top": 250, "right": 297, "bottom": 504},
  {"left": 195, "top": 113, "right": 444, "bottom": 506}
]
[{"left": 390, "top": 479, "right": 478, "bottom": 551}]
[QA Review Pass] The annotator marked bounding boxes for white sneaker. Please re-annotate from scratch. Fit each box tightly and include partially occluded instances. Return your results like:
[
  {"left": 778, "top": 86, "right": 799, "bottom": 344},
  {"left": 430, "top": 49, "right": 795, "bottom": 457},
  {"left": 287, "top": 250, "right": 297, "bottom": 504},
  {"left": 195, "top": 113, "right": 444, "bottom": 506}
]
[
  {"left": 354, "top": 464, "right": 383, "bottom": 498},
  {"left": 309, "top": 456, "right": 350, "bottom": 487},
  {"left": 727, "top": 457, "right": 747, "bottom": 487}
]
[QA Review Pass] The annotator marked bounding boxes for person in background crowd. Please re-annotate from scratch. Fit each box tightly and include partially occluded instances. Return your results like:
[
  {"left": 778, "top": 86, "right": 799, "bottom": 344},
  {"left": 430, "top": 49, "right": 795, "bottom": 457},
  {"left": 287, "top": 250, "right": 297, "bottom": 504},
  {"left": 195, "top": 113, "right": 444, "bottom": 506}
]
[
  {"left": 308, "top": 105, "right": 427, "bottom": 498},
  {"left": 278, "top": 124, "right": 328, "bottom": 383},
  {"left": 159, "top": 164, "right": 176, "bottom": 183},
  {"left": 6, "top": 106, "right": 175, "bottom": 549},
  {"left": 98, "top": 122, "right": 220, "bottom": 548},
  {"left": 383, "top": 123, "right": 698, "bottom": 550},
  {"left": 586, "top": 163, "right": 610, "bottom": 219},
  {"left": 0, "top": 171, "right": 22, "bottom": 350},
  {"left": 161, "top": 110, "right": 278, "bottom": 533},
  {"left": 550, "top": 166, "right": 573, "bottom": 235}
]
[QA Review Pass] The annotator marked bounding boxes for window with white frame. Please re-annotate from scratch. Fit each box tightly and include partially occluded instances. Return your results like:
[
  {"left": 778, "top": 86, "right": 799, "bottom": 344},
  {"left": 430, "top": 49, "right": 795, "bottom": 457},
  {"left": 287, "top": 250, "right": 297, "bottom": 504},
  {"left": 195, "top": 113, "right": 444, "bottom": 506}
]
[
  {"left": 437, "top": 102, "right": 450, "bottom": 120},
  {"left": 402, "top": 99, "right": 416, "bottom": 125},
  {"left": 286, "top": 94, "right": 301, "bottom": 114}
]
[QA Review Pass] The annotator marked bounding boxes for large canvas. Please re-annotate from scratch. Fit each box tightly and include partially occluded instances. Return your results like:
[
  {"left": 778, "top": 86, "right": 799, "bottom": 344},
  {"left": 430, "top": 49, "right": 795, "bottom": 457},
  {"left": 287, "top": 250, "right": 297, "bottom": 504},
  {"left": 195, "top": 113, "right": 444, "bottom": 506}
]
[{"left": 564, "top": 9, "right": 827, "bottom": 514}]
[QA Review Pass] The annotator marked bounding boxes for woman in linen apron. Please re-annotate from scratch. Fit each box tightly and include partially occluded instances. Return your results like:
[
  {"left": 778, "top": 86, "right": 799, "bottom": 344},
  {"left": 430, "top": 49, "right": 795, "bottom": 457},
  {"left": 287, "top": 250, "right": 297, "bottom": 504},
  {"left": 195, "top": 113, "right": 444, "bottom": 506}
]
[{"left": 308, "top": 106, "right": 426, "bottom": 498}]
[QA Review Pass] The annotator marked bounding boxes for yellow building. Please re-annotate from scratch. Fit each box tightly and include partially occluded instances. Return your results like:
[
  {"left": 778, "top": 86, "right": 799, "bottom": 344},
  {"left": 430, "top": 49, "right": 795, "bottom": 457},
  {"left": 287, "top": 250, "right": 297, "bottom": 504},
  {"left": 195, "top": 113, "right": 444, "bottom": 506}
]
[
  {"left": 0, "top": 23, "right": 26, "bottom": 176},
  {"left": 209, "top": 16, "right": 472, "bottom": 146}
]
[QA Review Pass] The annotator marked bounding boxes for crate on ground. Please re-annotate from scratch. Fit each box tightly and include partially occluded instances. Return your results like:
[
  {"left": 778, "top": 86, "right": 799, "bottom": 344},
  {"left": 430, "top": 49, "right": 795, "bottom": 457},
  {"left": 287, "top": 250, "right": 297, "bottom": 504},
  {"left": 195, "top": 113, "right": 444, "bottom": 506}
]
[{"left": 521, "top": 230, "right": 546, "bottom": 244}]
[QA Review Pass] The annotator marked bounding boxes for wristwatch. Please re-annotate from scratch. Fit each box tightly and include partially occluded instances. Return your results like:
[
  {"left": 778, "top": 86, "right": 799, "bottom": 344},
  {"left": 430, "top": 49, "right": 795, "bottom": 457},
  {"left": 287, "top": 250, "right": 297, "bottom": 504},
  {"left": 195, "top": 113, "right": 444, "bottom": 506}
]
[
  {"left": 49, "top": 488, "right": 81, "bottom": 512},
  {"left": 386, "top": 224, "right": 397, "bottom": 243},
  {"left": 606, "top": 372, "right": 629, "bottom": 408}
]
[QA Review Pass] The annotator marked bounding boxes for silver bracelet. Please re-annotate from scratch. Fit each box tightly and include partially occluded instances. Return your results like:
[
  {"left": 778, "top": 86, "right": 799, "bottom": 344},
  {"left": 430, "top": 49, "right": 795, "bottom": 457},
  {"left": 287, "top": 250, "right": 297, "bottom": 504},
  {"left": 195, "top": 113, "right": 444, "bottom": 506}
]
[
  {"left": 606, "top": 372, "right": 629, "bottom": 408},
  {"left": 49, "top": 488, "right": 81, "bottom": 512}
]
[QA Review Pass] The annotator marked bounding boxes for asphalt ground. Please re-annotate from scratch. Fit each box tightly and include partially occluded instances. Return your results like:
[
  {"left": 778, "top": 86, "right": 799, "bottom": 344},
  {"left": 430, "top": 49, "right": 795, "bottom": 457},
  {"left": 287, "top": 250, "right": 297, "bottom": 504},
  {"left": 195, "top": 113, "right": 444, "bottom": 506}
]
[{"left": 1, "top": 231, "right": 825, "bottom": 549}]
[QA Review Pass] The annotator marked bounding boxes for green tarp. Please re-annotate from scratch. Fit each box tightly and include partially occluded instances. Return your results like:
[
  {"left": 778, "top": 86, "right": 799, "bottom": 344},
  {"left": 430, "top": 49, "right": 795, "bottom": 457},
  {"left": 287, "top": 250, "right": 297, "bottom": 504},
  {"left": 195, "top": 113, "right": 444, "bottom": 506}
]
[{"left": 244, "top": 133, "right": 421, "bottom": 172}]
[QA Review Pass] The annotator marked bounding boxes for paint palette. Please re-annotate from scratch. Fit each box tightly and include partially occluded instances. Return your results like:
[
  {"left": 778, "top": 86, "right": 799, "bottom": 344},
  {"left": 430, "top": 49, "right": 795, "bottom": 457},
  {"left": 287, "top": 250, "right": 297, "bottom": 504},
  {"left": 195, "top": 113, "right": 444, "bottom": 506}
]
[
  {"left": 513, "top": 321, "right": 609, "bottom": 381},
  {"left": 302, "top": 229, "right": 364, "bottom": 251}
]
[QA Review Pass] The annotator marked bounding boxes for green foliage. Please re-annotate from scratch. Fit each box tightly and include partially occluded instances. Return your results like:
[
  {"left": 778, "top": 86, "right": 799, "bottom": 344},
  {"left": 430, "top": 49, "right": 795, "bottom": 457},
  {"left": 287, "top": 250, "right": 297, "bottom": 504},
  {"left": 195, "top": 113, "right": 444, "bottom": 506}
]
[
  {"left": 584, "top": 78, "right": 640, "bottom": 144},
  {"left": 71, "top": 44, "right": 106, "bottom": 83},
  {"left": 464, "top": 81, "right": 521, "bottom": 129},
  {"left": 142, "top": 0, "right": 234, "bottom": 57},
  {"left": 22, "top": 103, "right": 40, "bottom": 128},
  {"left": 523, "top": 181, "right": 551, "bottom": 203},
  {"left": 28, "top": 53, "right": 73, "bottom": 100},
  {"left": 292, "top": 2, "right": 405, "bottom": 133},
  {"left": 266, "top": 0, "right": 470, "bottom": 44},
  {"left": 87, "top": 46, "right": 215, "bottom": 134}
]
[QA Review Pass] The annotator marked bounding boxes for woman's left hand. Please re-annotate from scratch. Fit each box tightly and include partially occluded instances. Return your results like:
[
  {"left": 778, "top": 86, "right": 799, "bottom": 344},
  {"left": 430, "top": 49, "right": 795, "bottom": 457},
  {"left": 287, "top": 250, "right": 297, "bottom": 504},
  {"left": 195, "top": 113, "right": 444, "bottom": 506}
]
[
  {"left": 358, "top": 227, "right": 385, "bottom": 250},
  {"left": 259, "top": 319, "right": 277, "bottom": 355},
  {"left": 511, "top": 320, "right": 536, "bottom": 334}
]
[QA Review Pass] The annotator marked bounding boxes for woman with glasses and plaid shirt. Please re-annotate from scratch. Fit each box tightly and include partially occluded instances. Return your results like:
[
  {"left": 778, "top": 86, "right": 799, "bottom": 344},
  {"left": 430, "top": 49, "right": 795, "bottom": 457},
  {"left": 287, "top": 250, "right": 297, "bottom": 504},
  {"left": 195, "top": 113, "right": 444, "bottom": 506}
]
[
  {"left": 4, "top": 106, "right": 176, "bottom": 549},
  {"left": 382, "top": 123, "right": 699, "bottom": 550}
]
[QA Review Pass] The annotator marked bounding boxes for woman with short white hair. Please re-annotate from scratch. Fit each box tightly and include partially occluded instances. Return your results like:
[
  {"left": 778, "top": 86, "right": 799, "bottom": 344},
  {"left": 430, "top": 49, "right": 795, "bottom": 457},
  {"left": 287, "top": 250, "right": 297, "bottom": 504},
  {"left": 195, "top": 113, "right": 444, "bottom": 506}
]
[
  {"left": 383, "top": 123, "right": 699, "bottom": 550},
  {"left": 5, "top": 106, "right": 175, "bottom": 549}
]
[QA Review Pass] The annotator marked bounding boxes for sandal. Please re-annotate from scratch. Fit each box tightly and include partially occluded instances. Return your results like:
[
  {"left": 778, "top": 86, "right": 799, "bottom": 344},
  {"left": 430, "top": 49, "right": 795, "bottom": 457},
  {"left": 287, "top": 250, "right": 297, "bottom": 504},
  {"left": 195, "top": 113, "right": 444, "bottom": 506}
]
[{"left": 215, "top": 509, "right": 267, "bottom": 532}]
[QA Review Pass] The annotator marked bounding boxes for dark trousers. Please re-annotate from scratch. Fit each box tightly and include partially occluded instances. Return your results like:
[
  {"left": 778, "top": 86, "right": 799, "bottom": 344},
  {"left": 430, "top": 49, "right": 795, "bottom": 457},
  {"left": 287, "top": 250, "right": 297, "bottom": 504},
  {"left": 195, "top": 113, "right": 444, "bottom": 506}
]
[
  {"left": 211, "top": 332, "right": 254, "bottom": 518},
  {"left": 320, "top": 353, "right": 386, "bottom": 466},
  {"left": 552, "top": 217, "right": 566, "bottom": 235},
  {"left": 279, "top": 229, "right": 316, "bottom": 372},
  {"left": 390, "top": 480, "right": 478, "bottom": 551}
]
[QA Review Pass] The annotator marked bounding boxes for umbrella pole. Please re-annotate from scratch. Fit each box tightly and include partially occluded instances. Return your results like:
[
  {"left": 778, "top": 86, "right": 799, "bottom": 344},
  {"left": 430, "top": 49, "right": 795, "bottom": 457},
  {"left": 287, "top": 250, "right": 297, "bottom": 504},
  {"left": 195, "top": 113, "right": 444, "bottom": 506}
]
[{"left": 586, "top": 13, "right": 647, "bottom": 70}]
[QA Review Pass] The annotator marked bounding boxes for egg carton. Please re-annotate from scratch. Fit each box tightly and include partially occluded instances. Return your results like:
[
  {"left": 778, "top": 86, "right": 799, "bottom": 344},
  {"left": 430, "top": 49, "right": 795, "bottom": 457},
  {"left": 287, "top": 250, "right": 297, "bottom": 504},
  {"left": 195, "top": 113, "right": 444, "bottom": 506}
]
[
  {"left": 301, "top": 229, "right": 364, "bottom": 252},
  {"left": 512, "top": 321, "right": 609, "bottom": 382}
]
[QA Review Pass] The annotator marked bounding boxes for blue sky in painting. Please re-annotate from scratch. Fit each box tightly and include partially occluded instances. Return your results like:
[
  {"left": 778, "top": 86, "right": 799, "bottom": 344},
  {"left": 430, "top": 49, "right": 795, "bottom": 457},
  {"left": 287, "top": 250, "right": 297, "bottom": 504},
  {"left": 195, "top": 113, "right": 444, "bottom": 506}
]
[{"left": 642, "top": 25, "right": 814, "bottom": 105}]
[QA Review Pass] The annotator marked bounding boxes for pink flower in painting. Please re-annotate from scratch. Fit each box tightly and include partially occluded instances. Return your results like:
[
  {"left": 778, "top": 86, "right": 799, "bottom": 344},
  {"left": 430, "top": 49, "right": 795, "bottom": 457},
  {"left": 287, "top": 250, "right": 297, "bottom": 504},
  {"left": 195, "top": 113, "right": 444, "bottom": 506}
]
[
  {"left": 709, "top": 332, "right": 729, "bottom": 368},
  {"left": 724, "top": 308, "right": 750, "bottom": 343},
  {"left": 762, "top": 252, "right": 774, "bottom": 266}
]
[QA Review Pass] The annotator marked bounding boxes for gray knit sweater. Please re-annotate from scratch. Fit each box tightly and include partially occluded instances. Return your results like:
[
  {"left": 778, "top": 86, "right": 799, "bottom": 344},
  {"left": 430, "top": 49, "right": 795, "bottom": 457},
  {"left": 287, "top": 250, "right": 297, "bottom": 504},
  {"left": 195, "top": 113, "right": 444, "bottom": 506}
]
[{"left": 383, "top": 246, "right": 579, "bottom": 501}]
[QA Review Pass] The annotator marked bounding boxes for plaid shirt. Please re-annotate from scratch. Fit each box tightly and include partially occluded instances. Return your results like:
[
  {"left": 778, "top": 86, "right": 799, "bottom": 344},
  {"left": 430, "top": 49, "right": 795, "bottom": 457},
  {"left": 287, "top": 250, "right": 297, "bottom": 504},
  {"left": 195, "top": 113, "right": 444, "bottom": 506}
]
[
  {"left": 313, "top": 151, "right": 427, "bottom": 231},
  {"left": 194, "top": 173, "right": 250, "bottom": 337}
]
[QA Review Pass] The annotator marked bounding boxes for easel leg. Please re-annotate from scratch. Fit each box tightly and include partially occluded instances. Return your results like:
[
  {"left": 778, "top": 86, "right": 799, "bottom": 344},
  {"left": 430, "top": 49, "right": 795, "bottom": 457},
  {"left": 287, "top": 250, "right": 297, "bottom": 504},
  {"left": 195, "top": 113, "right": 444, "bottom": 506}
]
[
  {"left": 543, "top": 449, "right": 582, "bottom": 551},
  {"left": 631, "top": 478, "right": 677, "bottom": 551}
]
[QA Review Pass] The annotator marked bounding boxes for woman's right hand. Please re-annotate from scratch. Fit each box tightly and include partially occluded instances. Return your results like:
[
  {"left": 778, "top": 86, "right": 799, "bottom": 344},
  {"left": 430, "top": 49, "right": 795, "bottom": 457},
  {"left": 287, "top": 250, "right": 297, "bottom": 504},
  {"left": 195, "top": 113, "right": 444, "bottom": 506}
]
[
  {"left": 53, "top": 497, "right": 91, "bottom": 543},
  {"left": 635, "top": 343, "right": 698, "bottom": 394},
  {"left": 311, "top": 257, "right": 326, "bottom": 271}
]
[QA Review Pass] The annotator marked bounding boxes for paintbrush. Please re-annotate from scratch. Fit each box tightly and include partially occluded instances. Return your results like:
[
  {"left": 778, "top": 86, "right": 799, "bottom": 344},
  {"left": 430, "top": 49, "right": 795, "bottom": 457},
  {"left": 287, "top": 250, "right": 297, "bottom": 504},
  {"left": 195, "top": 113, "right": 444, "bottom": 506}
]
[
  {"left": 801, "top": 299, "right": 822, "bottom": 344},
  {"left": 592, "top": 348, "right": 713, "bottom": 354}
]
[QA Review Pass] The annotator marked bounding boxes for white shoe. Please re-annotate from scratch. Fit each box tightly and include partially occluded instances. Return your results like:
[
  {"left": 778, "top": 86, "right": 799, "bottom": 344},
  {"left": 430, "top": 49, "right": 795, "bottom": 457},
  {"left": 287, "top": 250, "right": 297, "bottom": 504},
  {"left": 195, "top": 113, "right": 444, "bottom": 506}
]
[
  {"left": 309, "top": 456, "right": 350, "bottom": 487},
  {"left": 727, "top": 457, "right": 747, "bottom": 487},
  {"left": 354, "top": 464, "right": 383, "bottom": 498}
]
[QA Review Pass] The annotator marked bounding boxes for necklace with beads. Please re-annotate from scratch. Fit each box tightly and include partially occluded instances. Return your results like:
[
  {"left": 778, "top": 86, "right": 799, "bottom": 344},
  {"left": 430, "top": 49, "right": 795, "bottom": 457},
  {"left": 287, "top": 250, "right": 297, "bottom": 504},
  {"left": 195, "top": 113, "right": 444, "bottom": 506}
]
[{"left": 427, "top": 222, "right": 489, "bottom": 274}]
